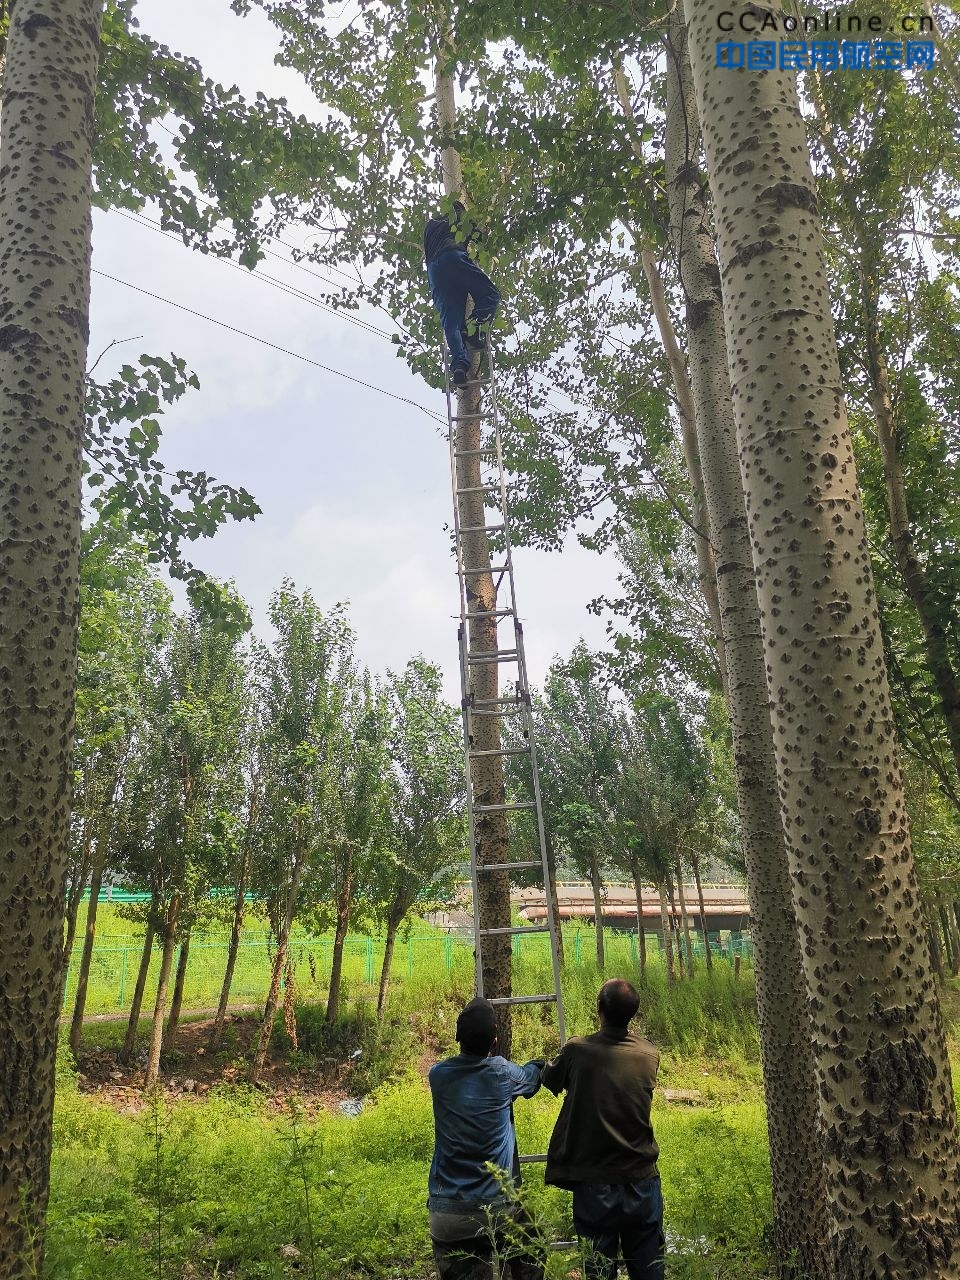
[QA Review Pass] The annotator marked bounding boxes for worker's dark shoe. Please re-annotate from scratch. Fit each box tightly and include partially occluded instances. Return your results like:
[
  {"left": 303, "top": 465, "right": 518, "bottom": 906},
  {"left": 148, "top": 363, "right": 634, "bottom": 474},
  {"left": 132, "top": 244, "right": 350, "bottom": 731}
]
[
  {"left": 452, "top": 364, "right": 469, "bottom": 387},
  {"left": 465, "top": 332, "right": 488, "bottom": 353}
]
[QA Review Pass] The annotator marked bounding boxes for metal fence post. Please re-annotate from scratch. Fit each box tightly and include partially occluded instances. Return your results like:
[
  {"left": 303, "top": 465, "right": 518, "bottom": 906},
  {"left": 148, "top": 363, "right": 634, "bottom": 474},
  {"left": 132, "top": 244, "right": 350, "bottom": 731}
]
[
  {"left": 575, "top": 933, "right": 582, "bottom": 965},
  {"left": 119, "top": 946, "right": 128, "bottom": 1007},
  {"left": 409, "top": 937, "right": 414, "bottom": 978},
  {"left": 445, "top": 933, "right": 452, "bottom": 972},
  {"left": 366, "top": 936, "right": 374, "bottom": 984}
]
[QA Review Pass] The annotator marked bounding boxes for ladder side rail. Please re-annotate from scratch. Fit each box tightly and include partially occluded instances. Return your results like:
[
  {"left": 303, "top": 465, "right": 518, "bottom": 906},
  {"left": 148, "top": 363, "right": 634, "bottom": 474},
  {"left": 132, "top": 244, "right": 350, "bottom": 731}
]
[{"left": 484, "top": 356, "right": 523, "bottom": 621}]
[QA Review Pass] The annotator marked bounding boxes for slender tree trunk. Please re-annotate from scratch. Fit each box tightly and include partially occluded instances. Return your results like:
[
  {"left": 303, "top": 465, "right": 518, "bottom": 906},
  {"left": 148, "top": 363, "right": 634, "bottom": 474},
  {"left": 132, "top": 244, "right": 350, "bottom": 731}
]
[
  {"left": 61, "top": 829, "right": 91, "bottom": 1005},
  {"left": 250, "top": 863, "right": 305, "bottom": 1083},
  {"left": 162, "top": 929, "right": 191, "bottom": 1052},
  {"left": 68, "top": 851, "right": 106, "bottom": 1054},
  {"left": 588, "top": 855, "right": 605, "bottom": 970},
  {"left": 657, "top": 17, "right": 832, "bottom": 1273},
  {"left": 210, "top": 840, "right": 253, "bottom": 1052},
  {"left": 674, "top": 862, "right": 696, "bottom": 976},
  {"left": 859, "top": 269, "right": 960, "bottom": 779},
  {"left": 437, "top": 48, "right": 512, "bottom": 1054},
  {"left": 657, "top": 881, "right": 675, "bottom": 984},
  {"left": 685, "top": 5, "right": 960, "bottom": 1273},
  {"left": 938, "top": 902, "right": 954, "bottom": 973},
  {"left": 691, "top": 854, "right": 712, "bottom": 973},
  {"left": 144, "top": 896, "right": 180, "bottom": 1090},
  {"left": 282, "top": 953, "right": 298, "bottom": 1050},
  {"left": 545, "top": 829, "right": 564, "bottom": 966},
  {"left": 0, "top": 10, "right": 105, "bottom": 1262},
  {"left": 631, "top": 864, "right": 647, "bottom": 976},
  {"left": 928, "top": 901, "right": 946, "bottom": 981},
  {"left": 948, "top": 901, "right": 960, "bottom": 979},
  {"left": 666, "top": 880, "right": 685, "bottom": 979},
  {"left": 326, "top": 855, "right": 354, "bottom": 1022},
  {"left": 119, "top": 916, "right": 156, "bottom": 1065},
  {"left": 377, "top": 897, "right": 409, "bottom": 1015}
]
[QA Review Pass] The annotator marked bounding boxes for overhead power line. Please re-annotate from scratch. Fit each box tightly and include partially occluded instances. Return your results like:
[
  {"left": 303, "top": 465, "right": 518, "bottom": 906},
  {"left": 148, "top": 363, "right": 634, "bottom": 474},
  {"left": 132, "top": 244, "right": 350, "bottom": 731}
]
[
  {"left": 91, "top": 267, "right": 446, "bottom": 425},
  {"left": 117, "top": 209, "right": 400, "bottom": 344}
]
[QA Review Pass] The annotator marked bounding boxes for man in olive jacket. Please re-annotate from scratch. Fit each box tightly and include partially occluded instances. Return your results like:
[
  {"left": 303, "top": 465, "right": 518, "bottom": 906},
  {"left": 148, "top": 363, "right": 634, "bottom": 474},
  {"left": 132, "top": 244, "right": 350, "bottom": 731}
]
[{"left": 540, "top": 979, "right": 663, "bottom": 1280}]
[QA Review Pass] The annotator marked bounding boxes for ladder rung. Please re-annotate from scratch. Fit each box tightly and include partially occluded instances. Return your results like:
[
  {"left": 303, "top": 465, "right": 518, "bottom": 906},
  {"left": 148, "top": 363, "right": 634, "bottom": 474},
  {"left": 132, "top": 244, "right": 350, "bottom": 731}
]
[
  {"left": 474, "top": 801, "right": 537, "bottom": 815},
  {"left": 467, "top": 746, "right": 530, "bottom": 757},
  {"left": 472, "top": 695, "right": 523, "bottom": 707},
  {"left": 479, "top": 923, "right": 550, "bottom": 937},
  {"left": 460, "top": 523, "right": 505, "bottom": 534},
  {"left": 549, "top": 1241, "right": 577, "bottom": 1251},
  {"left": 464, "top": 609, "right": 513, "bottom": 620},
  {"left": 468, "top": 650, "right": 519, "bottom": 665},
  {"left": 518, "top": 1153, "right": 547, "bottom": 1164},
  {"left": 488, "top": 994, "right": 558, "bottom": 1006},
  {"left": 451, "top": 413, "right": 492, "bottom": 422},
  {"left": 461, "top": 564, "right": 510, "bottom": 575},
  {"left": 476, "top": 860, "right": 541, "bottom": 872},
  {"left": 455, "top": 484, "right": 500, "bottom": 495},
  {"left": 455, "top": 448, "right": 498, "bottom": 457},
  {"left": 469, "top": 705, "right": 524, "bottom": 717}
]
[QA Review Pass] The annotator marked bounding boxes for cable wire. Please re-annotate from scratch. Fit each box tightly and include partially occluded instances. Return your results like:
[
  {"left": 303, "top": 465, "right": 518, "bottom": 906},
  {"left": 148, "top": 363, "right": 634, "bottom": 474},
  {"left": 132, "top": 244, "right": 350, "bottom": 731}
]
[
  {"left": 117, "top": 209, "right": 398, "bottom": 343},
  {"left": 91, "top": 267, "right": 446, "bottom": 424}
]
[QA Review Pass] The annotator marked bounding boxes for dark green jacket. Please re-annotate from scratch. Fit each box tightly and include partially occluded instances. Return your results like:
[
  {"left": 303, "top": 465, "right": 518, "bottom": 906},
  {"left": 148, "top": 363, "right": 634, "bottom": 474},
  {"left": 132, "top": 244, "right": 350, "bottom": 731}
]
[{"left": 540, "top": 1027, "right": 659, "bottom": 1188}]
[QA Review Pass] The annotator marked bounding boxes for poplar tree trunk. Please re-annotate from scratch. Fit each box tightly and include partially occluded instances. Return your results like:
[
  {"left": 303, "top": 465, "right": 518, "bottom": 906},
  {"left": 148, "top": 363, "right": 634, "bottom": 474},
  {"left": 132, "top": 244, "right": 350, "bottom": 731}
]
[
  {"left": 588, "top": 856, "right": 605, "bottom": 969},
  {"left": 144, "top": 895, "right": 180, "bottom": 1089},
  {"left": 326, "top": 856, "right": 354, "bottom": 1022},
  {"left": 377, "top": 910, "right": 402, "bottom": 1015},
  {"left": 666, "top": 880, "right": 685, "bottom": 979},
  {"left": 657, "top": 882, "right": 675, "bottom": 984},
  {"left": 119, "top": 916, "right": 156, "bottom": 1065},
  {"left": 631, "top": 866, "right": 647, "bottom": 975},
  {"left": 250, "top": 864, "right": 305, "bottom": 1083},
  {"left": 210, "top": 847, "right": 252, "bottom": 1052},
  {"left": 162, "top": 930, "right": 191, "bottom": 1052},
  {"left": 685, "top": 4, "right": 960, "bottom": 1272},
  {"left": 659, "top": 18, "right": 830, "bottom": 1271},
  {"left": 860, "top": 272, "right": 960, "bottom": 777},
  {"left": 437, "top": 47, "right": 512, "bottom": 1053},
  {"left": 68, "top": 850, "right": 106, "bottom": 1054},
  {"left": 545, "top": 830, "right": 564, "bottom": 966},
  {"left": 946, "top": 900, "right": 960, "bottom": 978},
  {"left": 691, "top": 855, "right": 712, "bottom": 973},
  {"left": 674, "top": 862, "right": 695, "bottom": 976},
  {"left": 0, "top": 4, "right": 106, "bottom": 1267}
]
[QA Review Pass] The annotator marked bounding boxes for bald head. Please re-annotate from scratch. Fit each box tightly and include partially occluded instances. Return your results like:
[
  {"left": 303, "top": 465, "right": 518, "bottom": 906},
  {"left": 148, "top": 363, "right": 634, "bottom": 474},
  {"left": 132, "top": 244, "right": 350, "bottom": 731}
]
[{"left": 597, "top": 978, "right": 640, "bottom": 1030}]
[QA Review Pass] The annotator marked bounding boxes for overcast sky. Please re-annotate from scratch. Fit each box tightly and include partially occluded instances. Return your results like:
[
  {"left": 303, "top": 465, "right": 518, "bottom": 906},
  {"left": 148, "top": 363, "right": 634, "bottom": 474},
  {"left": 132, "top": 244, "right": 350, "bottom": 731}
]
[{"left": 88, "top": 0, "right": 623, "bottom": 702}]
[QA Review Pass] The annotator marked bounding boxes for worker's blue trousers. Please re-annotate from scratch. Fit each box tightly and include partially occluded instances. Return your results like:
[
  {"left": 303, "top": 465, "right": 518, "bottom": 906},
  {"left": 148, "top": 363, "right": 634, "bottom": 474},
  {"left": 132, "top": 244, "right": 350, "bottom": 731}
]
[{"left": 427, "top": 247, "right": 500, "bottom": 373}]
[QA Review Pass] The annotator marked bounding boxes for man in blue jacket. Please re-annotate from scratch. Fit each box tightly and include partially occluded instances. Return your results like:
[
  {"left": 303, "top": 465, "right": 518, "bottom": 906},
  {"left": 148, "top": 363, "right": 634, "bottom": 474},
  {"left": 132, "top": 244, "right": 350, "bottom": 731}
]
[
  {"left": 428, "top": 997, "right": 544, "bottom": 1279},
  {"left": 424, "top": 202, "right": 500, "bottom": 387}
]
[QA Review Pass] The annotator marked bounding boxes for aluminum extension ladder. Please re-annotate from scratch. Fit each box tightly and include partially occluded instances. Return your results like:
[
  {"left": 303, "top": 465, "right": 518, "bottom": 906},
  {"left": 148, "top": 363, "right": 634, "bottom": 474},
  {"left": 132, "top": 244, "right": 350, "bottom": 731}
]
[{"left": 443, "top": 340, "right": 567, "bottom": 1084}]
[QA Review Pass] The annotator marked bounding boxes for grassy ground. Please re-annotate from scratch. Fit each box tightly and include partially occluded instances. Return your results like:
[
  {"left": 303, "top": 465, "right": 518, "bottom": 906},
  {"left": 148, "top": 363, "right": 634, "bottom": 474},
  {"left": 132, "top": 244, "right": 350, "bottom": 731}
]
[
  {"left": 48, "top": 952, "right": 774, "bottom": 1280},
  {"left": 54, "top": 935, "right": 957, "bottom": 1279}
]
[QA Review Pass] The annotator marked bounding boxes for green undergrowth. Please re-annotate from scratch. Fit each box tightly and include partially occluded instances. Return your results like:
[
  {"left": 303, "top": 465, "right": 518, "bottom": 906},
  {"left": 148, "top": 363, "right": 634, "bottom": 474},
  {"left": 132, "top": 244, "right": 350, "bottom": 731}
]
[{"left": 47, "top": 1069, "right": 774, "bottom": 1280}]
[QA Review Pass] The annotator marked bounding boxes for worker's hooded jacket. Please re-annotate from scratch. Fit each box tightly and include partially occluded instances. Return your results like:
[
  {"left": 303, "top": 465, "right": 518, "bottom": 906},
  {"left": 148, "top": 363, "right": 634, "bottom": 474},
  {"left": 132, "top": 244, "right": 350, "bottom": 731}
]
[
  {"left": 427, "top": 1053, "right": 541, "bottom": 1212},
  {"left": 540, "top": 1028, "right": 659, "bottom": 1188}
]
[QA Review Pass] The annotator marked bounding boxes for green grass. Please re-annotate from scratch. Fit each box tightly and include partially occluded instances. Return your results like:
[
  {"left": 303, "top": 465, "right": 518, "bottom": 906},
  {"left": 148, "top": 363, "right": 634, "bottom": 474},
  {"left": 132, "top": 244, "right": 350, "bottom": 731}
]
[{"left": 47, "top": 1070, "right": 774, "bottom": 1280}]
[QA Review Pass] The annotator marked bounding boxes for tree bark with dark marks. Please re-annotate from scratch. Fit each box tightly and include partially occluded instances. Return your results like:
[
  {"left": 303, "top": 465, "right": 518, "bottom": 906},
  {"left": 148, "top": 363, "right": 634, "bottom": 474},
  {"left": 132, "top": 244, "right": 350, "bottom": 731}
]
[
  {"left": 685, "top": 3, "right": 960, "bottom": 1273},
  {"left": 0, "top": 2, "right": 106, "bottom": 1270},
  {"left": 658, "top": 15, "right": 831, "bottom": 1273}
]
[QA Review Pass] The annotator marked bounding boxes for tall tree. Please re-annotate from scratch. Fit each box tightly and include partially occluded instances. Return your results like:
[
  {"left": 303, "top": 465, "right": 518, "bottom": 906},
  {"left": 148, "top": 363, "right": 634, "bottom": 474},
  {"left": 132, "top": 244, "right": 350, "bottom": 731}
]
[
  {"left": 0, "top": 3, "right": 106, "bottom": 1270},
  {"left": 249, "top": 585, "right": 355, "bottom": 1082},
  {"left": 684, "top": 3, "right": 960, "bottom": 1273},
  {"left": 651, "top": 14, "right": 832, "bottom": 1268},
  {"left": 375, "top": 658, "right": 465, "bottom": 1013}
]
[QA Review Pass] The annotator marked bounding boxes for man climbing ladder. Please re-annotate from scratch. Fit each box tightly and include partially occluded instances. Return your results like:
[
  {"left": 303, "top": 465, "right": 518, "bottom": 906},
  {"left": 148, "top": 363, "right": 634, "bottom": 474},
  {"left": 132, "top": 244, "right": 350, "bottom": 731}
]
[{"left": 425, "top": 200, "right": 500, "bottom": 385}]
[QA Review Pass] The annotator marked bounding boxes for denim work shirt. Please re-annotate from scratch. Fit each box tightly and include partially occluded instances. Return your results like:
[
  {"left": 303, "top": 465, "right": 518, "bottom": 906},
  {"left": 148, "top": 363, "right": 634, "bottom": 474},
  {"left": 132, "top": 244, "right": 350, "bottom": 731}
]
[{"left": 427, "top": 1053, "right": 542, "bottom": 1212}]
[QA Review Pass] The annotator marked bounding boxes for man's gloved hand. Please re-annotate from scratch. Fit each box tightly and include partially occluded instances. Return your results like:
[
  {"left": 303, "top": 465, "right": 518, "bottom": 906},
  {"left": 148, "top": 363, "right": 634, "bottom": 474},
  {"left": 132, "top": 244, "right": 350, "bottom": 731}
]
[{"left": 529, "top": 1058, "right": 546, "bottom": 1072}]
